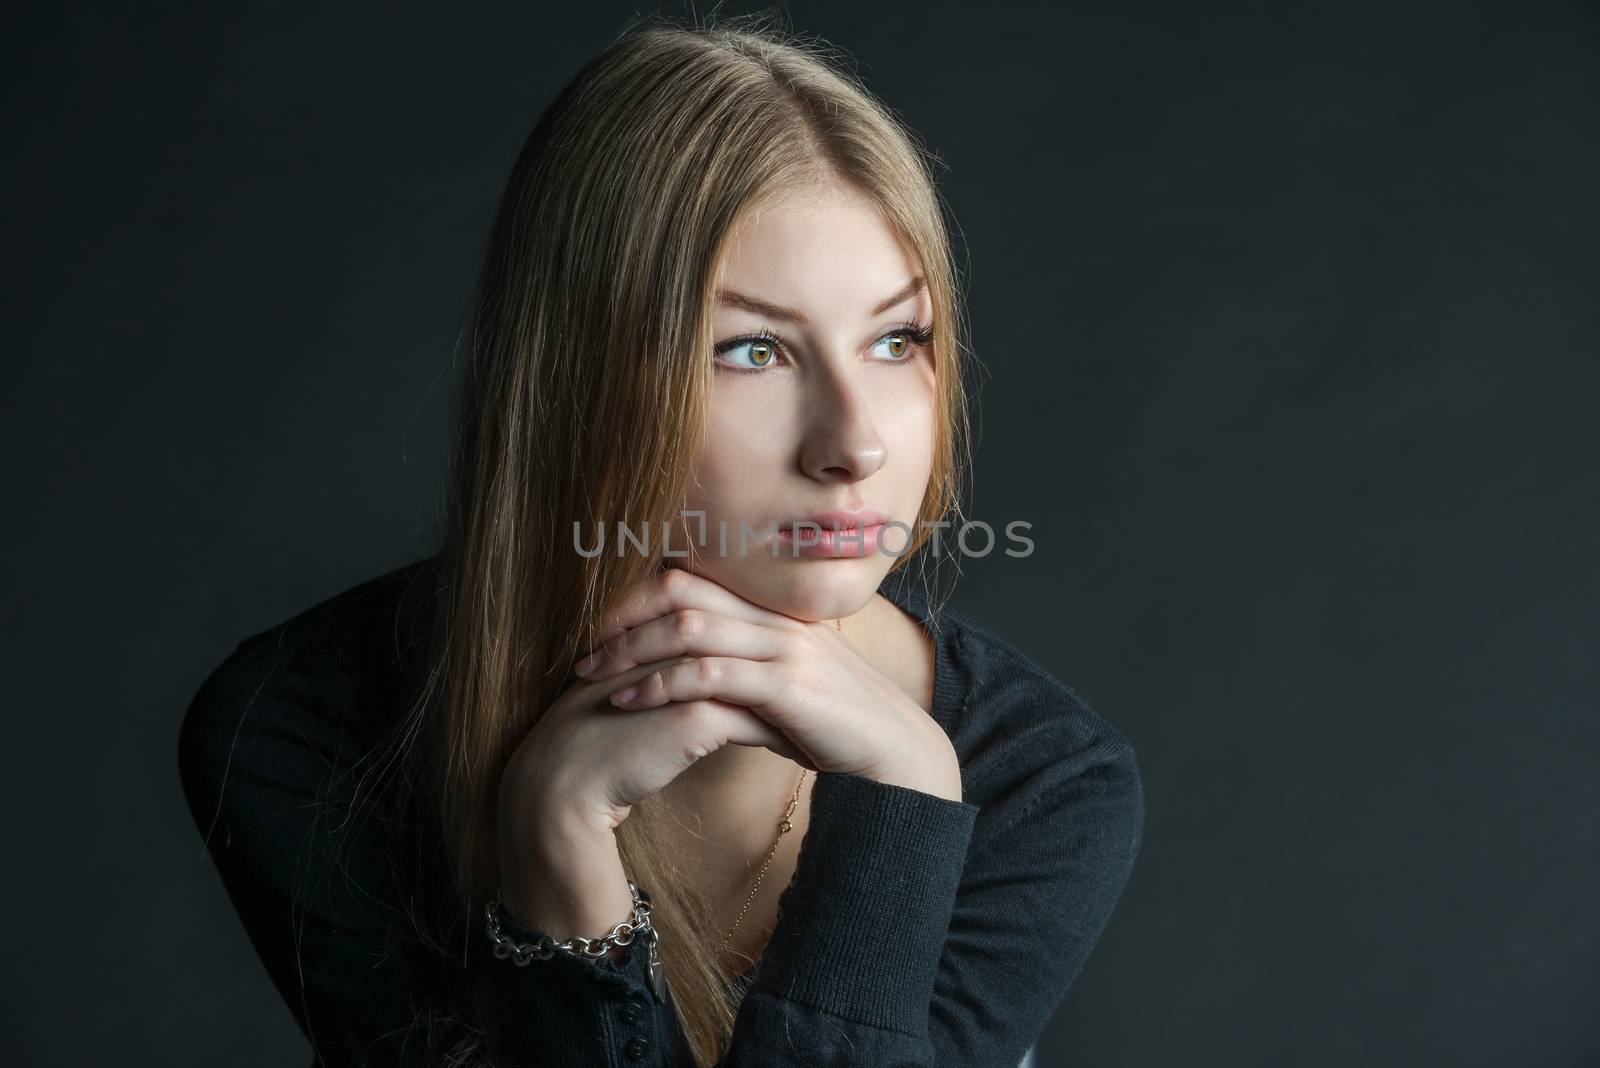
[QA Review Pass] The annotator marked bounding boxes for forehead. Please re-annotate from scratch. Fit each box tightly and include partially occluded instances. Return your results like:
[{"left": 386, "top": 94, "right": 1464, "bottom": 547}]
[{"left": 715, "top": 184, "right": 926, "bottom": 316}]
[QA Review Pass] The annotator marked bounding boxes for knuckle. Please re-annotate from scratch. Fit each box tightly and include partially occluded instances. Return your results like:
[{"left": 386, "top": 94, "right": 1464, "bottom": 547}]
[
  {"left": 658, "top": 568, "right": 692, "bottom": 597},
  {"left": 673, "top": 608, "right": 703, "bottom": 639},
  {"left": 693, "top": 657, "right": 720, "bottom": 685}
]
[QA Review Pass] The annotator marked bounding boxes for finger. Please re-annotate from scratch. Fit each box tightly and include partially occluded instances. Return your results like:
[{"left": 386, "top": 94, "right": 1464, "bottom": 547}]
[
  {"left": 577, "top": 610, "right": 788, "bottom": 680},
  {"left": 590, "top": 567, "right": 792, "bottom": 651},
  {"left": 610, "top": 657, "right": 787, "bottom": 718},
  {"left": 573, "top": 656, "right": 694, "bottom": 706},
  {"left": 683, "top": 699, "right": 818, "bottom": 770}
]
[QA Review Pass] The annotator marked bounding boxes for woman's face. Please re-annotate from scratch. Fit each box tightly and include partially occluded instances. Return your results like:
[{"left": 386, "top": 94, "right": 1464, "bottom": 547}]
[{"left": 673, "top": 182, "right": 937, "bottom": 621}]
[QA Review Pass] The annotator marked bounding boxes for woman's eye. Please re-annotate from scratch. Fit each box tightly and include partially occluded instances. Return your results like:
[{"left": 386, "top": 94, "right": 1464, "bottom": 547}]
[
  {"left": 716, "top": 337, "right": 783, "bottom": 371},
  {"left": 871, "top": 330, "right": 918, "bottom": 361}
]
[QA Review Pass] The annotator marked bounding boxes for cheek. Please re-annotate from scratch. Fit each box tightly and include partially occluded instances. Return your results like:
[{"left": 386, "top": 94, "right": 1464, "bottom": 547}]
[
  {"left": 873, "top": 370, "right": 938, "bottom": 471},
  {"left": 684, "top": 394, "right": 794, "bottom": 507}
]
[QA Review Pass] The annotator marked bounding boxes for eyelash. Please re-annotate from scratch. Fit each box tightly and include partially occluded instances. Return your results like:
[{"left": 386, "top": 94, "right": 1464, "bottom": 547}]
[{"left": 712, "top": 321, "right": 936, "bottom": 373}]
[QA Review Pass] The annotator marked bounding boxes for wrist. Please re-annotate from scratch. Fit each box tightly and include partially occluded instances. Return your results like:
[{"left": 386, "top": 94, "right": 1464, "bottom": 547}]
[
  {"left": 498, "top": 778, "right": 617, "bottom": 863},
  {"left": 531, "top": 804, "right": 621, "bottom": 859},
  {"left": 498, "top": 810, "right": 630, "bottom": 943},
  {"left": 865, "top": 737, "right": 963, "bottom": 802}
]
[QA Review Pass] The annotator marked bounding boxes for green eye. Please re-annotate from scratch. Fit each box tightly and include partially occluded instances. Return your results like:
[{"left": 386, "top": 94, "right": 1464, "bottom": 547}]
[
  {"left": 871, "top": 322, "right": 935, "bottom": 361},
  {"left": 713, "top": 328, "right": 788, "bottom": 372}
]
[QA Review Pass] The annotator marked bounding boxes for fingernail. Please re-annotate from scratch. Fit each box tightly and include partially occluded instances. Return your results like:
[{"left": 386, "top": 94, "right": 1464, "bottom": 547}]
[
  {"left": 610, "top": 687, "right": 637, "bottom": 704},
  {"left": 574, "top": 653, "right": 599, "bottom": 677}
]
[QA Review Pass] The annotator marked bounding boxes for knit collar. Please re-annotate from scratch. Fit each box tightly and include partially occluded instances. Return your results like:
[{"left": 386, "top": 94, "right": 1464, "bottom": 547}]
[{"left": 875, "top": 573, "right": 967, "bottom": 736}]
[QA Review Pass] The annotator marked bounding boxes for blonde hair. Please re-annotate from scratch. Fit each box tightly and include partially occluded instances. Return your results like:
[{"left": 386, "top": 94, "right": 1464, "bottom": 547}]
[{"left": 351, "top": 11, "right": 974, "bottom": 1065}]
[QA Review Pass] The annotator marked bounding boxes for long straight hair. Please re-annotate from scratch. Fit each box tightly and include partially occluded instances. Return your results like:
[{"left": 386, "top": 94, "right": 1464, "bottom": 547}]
[{"left": 356, "top": 12, "right": 974, "bottom": 1065}]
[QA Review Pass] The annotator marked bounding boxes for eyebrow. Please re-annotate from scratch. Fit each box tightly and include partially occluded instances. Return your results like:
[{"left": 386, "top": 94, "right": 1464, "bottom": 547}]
[{"left": 714, "top": 276, "right": 927, "bottom": 325}]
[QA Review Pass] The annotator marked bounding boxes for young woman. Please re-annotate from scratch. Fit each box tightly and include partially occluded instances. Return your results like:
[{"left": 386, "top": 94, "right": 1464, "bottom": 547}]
[{"left": 178, "top": 15, "right": 1144, "bottom": 1067}]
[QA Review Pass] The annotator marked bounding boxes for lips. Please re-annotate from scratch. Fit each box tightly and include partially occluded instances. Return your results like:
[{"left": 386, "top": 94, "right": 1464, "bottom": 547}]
[
  {"left": 773, "top": 508, "right": 888, "bottom": 559},
  {"left": 777, "top": 508, "right": 888, "bottom": 532}
]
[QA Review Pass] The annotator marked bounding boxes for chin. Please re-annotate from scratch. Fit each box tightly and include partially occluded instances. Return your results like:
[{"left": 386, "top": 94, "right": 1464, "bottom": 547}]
[{"left": 696, "top": 558, "right": 884, "bottom": 622}]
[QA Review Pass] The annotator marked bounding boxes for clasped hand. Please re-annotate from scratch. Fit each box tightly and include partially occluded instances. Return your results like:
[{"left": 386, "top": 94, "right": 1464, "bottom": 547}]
[{"left": 575, "top": 568, "right": 959, "bottom": 799}]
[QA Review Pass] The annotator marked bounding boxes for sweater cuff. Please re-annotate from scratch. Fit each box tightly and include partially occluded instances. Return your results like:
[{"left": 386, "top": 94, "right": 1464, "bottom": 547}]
[{"left": 751, "top": 770, "right": 980, "bottom": 1034}]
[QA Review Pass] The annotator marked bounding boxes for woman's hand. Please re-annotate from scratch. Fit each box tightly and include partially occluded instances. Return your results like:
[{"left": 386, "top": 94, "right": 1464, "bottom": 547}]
[
  {"left": 572, "top": 567, "right": 961, "bottom": 800},
  {"left": 499, "top": 652, "right": 803, "bottom": 841},
  {"left": 496, "top": 596, "right": 814, "bottom": 934},
  {"left": 494, "top": 566, "right": 960, "bottom": 938}
]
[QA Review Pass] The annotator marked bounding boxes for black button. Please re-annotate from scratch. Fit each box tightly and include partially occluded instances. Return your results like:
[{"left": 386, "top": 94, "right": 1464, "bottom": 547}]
[
  {"left": 619, "top": 1001, "right": 645, "bottom": 1025},
  {"left": 623, "top": 1036, "right": 651, "bottom": 1061}
]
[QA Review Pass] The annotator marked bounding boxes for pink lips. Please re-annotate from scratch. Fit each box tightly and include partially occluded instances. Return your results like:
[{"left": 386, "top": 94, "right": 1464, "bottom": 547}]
[{"left": 774, "top": 508, "right": 888, "bottom": 558}]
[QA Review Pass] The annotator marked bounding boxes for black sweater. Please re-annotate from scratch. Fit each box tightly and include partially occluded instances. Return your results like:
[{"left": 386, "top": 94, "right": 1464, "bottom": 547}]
[{"left": 177, "top": 558, "right": 1144, "bottom": 1066}]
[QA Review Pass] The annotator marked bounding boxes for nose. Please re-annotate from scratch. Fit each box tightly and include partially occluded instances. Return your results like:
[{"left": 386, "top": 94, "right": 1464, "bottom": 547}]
[{"left": 797, "top": 369, "right": 888, "bottom": 483}]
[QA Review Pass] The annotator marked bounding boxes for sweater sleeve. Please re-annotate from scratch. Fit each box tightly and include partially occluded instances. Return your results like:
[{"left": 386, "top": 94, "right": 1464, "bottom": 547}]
[
  {"left": 710, "top": 733, "right": 1143, "bottom": 1067},
  {"left": 715, "top": 770, "right": 981, "bottom": 1066},
  {"left": 476, "top": 893, "right": 666, "bottom": 1065},
  {"left": 928, "top": 730, "right": 1144, "bottom": 1066}
]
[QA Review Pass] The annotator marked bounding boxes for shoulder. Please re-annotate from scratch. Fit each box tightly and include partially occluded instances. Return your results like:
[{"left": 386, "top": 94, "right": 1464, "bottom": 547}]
[
  {"left": 176, "top": 557, "right": 462, "bottom": 1040},
  {"left": 944, "top": 602, "right": 1133, "bottom": 759},
  {"left": 916, "top": 594, "right": 1145, "bottom": 855},
  {"left": 951, "top": 604, "right": 1146, "bottom": 877},
  {"left": 176, "top": 555, "right": 440, "bottom": 837}
]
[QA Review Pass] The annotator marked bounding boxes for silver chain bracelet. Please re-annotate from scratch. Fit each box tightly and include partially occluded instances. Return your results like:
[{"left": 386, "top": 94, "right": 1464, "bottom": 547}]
[
  {"left": 486, "top": 880, "right": 653, "bottom": 964},
  {"left": 485, "top": 880, "right": 669, "bottom": 1003}
]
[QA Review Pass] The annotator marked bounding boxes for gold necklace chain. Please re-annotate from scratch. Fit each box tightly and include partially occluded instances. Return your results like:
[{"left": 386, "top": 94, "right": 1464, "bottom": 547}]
[
  {"left": 720, "top": 766, "right": 807, "bottom": 960},
  {"left": 719, "top": 616, "right": 839, "bottom": 962}
]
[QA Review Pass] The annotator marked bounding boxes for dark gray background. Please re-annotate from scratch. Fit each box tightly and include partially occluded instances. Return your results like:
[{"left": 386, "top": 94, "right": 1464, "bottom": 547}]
[{"left": 5, "top": 2, "right": 1596, "bottom": 1065}]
